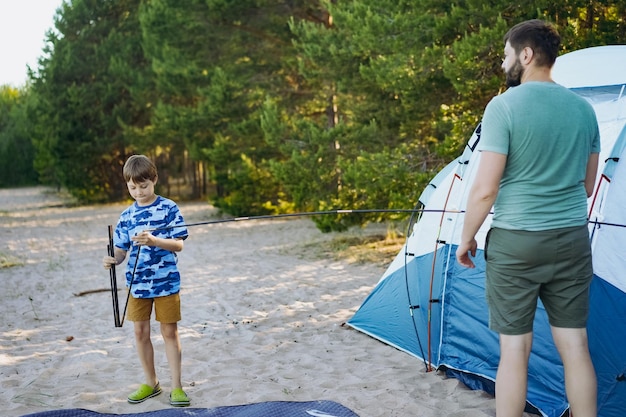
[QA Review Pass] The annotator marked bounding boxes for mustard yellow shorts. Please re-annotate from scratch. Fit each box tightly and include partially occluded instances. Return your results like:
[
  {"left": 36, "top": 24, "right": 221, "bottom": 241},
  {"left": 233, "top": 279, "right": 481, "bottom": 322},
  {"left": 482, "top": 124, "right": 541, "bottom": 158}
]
[{"left": 126, "top": 292, "right": 181, "bottom": 323}]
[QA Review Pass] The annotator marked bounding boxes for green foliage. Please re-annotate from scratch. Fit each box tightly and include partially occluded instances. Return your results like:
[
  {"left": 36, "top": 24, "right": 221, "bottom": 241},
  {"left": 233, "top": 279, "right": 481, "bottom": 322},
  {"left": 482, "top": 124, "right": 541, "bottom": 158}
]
[
  {"left": 0, "top": 86, "right": 38, "bottom": 187},
  {"left": 3, "top": 0, "right": 626, "bottom": 230},
  {"left": 139, "top": 0, "right": 310, "bottom": 211},
  {"left": 29, "top": 0, "right": 154, "bottom": 202}
]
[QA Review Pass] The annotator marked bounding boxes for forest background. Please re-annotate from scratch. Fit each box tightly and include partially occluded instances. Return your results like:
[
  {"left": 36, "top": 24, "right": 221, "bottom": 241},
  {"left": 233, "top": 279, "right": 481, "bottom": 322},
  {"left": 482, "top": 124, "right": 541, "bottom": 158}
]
[{"left": 1, "top": 0, "right": 625, "bottom": 232}]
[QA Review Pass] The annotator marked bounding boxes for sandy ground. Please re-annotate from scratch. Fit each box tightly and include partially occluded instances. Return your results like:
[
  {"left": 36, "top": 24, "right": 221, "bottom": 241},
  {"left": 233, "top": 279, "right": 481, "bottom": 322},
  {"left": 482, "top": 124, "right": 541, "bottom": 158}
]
[{"left": 0, "top": 186, "right": 529, "bottom": 417}]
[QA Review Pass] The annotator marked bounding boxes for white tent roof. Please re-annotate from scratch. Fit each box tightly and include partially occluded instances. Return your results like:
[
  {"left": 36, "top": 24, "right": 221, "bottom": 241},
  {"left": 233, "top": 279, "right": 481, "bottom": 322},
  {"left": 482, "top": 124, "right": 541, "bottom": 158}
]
[{"left": 552, "top": 45, "right": 626, "bottom": 88}]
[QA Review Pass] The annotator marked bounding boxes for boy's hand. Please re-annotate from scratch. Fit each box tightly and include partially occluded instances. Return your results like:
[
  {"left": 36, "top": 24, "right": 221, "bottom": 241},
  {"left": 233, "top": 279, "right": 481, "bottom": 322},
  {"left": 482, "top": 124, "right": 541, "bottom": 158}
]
[
  {"left": 103, "top": 255, "right": 117, "bottom": 269},
  {"left": 131, "top": 231, "right": 155, "bottom": 246}
]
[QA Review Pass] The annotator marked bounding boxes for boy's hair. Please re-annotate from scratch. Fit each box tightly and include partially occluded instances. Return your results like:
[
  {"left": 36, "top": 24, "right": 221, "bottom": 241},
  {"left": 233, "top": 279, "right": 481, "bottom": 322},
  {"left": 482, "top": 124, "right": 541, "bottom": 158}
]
[
  {"left": 504, "top": 19, "right": 560, "bottom": 68},
  {"left": 123, "top": 155, "right": 158, "bottom": 183}
]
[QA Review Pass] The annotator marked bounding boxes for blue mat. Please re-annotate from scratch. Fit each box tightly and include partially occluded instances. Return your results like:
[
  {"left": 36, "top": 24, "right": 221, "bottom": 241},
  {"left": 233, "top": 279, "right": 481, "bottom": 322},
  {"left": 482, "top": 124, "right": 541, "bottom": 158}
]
[{"left": 21, "top": 400, "right": 360, "bottom": 417}]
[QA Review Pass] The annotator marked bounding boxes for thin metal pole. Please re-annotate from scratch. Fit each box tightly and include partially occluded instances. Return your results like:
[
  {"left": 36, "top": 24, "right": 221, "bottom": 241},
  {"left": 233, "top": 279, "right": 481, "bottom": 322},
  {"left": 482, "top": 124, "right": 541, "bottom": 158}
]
[
  {"left": 108, "top": 225, "right": 121, "bottom": 327},
  {"left": 119, "top": 245, "right": 141, "bottom": 328}
]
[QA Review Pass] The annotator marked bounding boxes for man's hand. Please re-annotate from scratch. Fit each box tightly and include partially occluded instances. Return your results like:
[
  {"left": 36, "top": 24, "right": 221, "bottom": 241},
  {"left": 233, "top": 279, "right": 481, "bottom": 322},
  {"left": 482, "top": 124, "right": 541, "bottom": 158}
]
[{"left": 456, "top": 239, "right": 478, "bottom": 268}]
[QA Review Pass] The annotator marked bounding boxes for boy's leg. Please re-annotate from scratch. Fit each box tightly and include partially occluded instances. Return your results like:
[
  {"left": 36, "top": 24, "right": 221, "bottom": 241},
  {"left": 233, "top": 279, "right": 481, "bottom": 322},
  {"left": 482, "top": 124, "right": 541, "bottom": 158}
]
[
  {"left": 154, "top": 293, "right": 188, "bottom": 406},
  {"left": 154, "top": 293, "right": 183, "bottom": 390},
  {"left": 134, "top": 320, "right": 158, "bottom": 386},
  {"left": 162, "top": 322, "right": 189, "bottom": 406},
  {"left": 551, "top": 327, "right": 596, "bottom": 417},
  {"left": 161, "top": 322, "right": 182, "bottom": 389},
  {"left": 495, "top": 332, "right": 533, "bottom": 417}
]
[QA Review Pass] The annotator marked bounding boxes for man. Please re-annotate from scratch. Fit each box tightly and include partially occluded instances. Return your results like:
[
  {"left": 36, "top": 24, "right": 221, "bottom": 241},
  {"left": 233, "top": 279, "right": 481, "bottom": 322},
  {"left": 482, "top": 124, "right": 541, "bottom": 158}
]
[{"left": 455, "top": 20, "right": 599, "bottom": 417}]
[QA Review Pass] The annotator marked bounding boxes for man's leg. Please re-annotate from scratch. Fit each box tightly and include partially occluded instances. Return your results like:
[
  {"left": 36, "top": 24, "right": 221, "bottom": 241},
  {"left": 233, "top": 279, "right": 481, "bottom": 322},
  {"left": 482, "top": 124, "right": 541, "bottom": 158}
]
[
  {"left": 496, "top": 332, "right": 533, "bottom": 417},
  {"left": 552, "top": 326, "right": 596, "bottom": 417}
]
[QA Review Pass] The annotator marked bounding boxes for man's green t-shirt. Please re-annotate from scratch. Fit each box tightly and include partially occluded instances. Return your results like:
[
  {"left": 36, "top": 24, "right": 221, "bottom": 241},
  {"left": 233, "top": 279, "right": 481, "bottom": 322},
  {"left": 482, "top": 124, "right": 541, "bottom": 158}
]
[{"left": 478, "top": 81, "right": 600, "bottom": 231}]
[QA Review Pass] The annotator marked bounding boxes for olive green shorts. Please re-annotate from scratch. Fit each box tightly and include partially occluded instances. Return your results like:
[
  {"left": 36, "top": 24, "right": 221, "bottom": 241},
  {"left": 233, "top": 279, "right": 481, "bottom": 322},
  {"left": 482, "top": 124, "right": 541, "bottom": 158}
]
[
  {"left": 126, "top": 292, "right": 181, "bottom": 323},
  {"left": 484, "top": 225, "right": 592, "bottom": 335}
]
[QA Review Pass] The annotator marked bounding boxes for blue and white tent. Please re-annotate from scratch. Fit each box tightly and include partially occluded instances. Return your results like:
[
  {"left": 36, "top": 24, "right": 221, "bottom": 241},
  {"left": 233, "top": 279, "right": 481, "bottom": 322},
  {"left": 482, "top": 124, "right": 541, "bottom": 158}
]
[{"left": 347, "top": 45, "right": 626, "bottom": 417}]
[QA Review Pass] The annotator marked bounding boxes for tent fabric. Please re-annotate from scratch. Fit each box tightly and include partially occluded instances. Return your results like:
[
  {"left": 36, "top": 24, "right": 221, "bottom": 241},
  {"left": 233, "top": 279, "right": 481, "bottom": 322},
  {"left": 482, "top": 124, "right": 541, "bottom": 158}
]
[
  {"left": 591, "top": 128, "right": 626, "bottom": 293},
  {"left": 551, "top": 45, "right": 626, "bottom": 88},
  {"left": 348, "top": 45, "right": 626, "bottom": 417},
  {"left": 588, "top": 277, "right": 626, "bottom": 417},
  {"left": 20, "top": 401, "right": 360, "bottom": 417}
]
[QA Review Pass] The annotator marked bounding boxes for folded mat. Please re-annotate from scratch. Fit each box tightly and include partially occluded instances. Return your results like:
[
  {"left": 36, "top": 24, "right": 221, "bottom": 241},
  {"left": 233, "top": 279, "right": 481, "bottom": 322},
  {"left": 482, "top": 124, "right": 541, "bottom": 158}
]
[{"left": 21, "top": 400, "right": 360, "bottom": 417}]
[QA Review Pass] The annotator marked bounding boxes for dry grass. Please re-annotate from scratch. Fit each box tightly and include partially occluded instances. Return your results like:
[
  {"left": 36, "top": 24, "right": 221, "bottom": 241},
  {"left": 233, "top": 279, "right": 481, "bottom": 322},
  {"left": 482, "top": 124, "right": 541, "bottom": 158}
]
[
  {"left": 303, "top": 226, "right": 405, "bottom": 266},
  {"left": 327, "top": 234, "right": 405, "bottom": 266},
  {"left": 0, "top": 252, "right": 23, "bottom": 269}
]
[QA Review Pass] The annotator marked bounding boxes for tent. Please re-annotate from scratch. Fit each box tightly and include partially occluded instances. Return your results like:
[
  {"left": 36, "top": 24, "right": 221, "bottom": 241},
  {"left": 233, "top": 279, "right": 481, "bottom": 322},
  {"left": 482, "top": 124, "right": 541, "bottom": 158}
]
[{"left": 347, "top": 45, "right": 626, "bottom": 417}]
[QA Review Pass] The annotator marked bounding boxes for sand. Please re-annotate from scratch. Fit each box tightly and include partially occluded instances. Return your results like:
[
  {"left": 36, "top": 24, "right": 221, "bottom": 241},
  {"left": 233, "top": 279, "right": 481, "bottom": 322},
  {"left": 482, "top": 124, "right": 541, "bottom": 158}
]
[{"left": 0, "top": 186, "right": 533, "bottom": 417}]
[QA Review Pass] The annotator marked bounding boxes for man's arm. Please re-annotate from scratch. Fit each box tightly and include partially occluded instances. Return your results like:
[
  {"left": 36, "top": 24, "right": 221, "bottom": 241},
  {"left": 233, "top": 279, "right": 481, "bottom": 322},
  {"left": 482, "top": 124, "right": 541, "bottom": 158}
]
[
  {"left": 584, "top": 152, "right": 599, "bottom": 198},
  {"left": 456, "top": 151, "right": 506, "bottom": 268}
]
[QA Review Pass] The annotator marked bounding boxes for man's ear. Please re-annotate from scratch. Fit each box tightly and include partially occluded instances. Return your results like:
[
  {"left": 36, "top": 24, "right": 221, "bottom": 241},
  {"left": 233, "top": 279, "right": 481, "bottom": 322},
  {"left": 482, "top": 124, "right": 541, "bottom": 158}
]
[
  {"left": 521, "top": 46, "right": 534, "bottom": 65},
  {"left": 153, "top": 175, "right": 158, "bottom": 185}
]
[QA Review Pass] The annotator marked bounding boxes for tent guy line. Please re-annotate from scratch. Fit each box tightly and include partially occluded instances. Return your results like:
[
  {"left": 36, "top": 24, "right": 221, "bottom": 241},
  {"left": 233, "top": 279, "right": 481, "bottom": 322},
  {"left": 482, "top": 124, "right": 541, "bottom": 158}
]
[
  {"left": 130, "top": 208, "right": 626, "bottom": 233},
  {"left": 145, "top": 208, "right": 463, "bottom": 232},
  {"left": 106, "top": 207, "right": 626, "bottom": 328},
  {"left": 107, "top": 207, "right": 456, "bottom": 328}
]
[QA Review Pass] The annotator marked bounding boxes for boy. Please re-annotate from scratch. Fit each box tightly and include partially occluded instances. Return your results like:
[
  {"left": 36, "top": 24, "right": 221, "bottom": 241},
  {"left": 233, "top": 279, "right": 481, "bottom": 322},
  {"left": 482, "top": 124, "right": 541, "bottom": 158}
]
[{"left": 103, "top": 154, "right": 190, "bottom": 407}]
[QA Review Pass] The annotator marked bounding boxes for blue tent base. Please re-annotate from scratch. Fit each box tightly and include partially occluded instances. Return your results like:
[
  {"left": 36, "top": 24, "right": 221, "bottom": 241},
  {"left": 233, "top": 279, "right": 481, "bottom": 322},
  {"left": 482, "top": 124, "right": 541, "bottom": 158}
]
[
  {"left": 21, "top": 400, "right": 360, "bottom": 417},
  {"left": 442, "top": 367, "right": 562, "bottom": 417}
]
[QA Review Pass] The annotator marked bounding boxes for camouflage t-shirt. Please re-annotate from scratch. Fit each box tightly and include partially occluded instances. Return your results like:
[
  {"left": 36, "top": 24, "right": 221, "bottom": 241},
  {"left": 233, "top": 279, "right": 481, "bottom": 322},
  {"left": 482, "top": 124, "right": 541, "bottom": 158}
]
[{"left": 114, "top": 196, "right": 188, "bottom": 298}]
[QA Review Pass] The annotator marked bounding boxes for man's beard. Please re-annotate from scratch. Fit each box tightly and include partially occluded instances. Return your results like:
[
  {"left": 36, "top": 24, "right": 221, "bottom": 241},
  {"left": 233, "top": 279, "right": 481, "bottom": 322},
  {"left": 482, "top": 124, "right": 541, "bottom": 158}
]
[{"left": 505, "top": 59, "right": 524, "bottom": 87}]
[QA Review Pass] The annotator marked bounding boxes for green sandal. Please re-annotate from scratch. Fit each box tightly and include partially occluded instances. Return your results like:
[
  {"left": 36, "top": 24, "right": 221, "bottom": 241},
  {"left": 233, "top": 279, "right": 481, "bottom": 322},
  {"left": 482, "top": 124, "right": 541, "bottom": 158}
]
[
  {"left": 170, "top": 387, "right": 190, "bottom": 407},
  {"left": 127, "top": 382, "right": 162, "bottom": 404}
]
